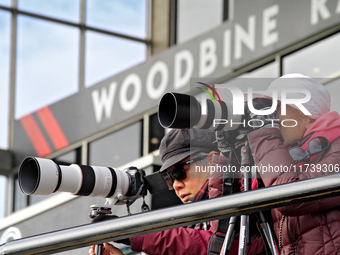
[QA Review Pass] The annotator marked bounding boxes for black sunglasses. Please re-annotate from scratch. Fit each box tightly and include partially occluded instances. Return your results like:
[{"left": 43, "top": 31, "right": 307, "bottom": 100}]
[
  {"left": 288, "top": 136, "right": 330, "bottom": 164},
  {"left": 168, "top": 156, "right": 206, "bottom": 182}
]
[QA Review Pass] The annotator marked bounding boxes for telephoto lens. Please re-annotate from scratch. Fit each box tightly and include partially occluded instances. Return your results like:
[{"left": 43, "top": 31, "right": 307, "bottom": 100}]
[
  {"left": 19, "top": 157, "right": 130, "bottom": 199},
  {"left": 158, "top": 92, "right": 243, "bottom": 131}
]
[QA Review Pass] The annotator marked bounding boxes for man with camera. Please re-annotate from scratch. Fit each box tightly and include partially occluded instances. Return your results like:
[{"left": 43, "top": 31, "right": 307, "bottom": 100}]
[
  {"left": 89, "top": 127, "right": 267, "bottom": 255},
  {"left": 89, "top": 128, "right": 225, "bottom": 255},
  {"left": 226, "top": 73, "right": 340, "bottom": 254}
]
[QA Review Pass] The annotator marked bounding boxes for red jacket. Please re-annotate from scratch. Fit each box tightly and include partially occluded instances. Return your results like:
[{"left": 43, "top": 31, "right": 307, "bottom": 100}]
[
  {"left": 248, "top": 112, "right": 340, "bottom": 254},
  {"left": 130, "top": 181, "right": 214, "bottom": 255},
  {"left": 130, "top": 227, "right": 214, "bottom": 255}
]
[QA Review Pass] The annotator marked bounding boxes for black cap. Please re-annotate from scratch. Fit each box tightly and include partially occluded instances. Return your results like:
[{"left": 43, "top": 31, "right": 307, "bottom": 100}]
[{"left": 159, "top": 129, "right": 218, "bottom": 172}]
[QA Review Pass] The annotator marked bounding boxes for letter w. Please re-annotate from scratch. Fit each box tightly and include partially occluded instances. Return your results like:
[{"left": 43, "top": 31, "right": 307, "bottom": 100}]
[{"left": 92, "top": 82, "right": 117, "bottom": 123}]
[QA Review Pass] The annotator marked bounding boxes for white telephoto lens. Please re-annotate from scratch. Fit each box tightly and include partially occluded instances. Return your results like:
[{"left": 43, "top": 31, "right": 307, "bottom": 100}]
[{"left": 19, "top": 157, "right": 59, "bottom": 195}]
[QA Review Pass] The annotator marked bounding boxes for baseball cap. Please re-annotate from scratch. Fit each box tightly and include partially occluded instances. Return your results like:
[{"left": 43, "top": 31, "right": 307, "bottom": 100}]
[
  {"left": 247, "top": 73, "right": 331, "bottom": 119},
  {"left": 159, "top": 129, "right": 218, "bottom": 172}
]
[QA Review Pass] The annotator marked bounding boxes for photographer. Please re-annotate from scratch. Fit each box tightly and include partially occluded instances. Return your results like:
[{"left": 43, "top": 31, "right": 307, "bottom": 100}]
[
  {"left": 89, "top": 128, "right": 266, "bottom": 255},
  {"left": 232, "top": 73, "right": 340, "bottom": 254},
  {"left": 90, "top": 129, "right": 223, "bottom": 255}
]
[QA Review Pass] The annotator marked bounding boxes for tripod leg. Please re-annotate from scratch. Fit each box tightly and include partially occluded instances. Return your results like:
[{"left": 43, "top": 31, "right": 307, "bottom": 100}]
[
  {"left": 256, "top": 211, "right": 280, "bottom": 255},
  {"left": 220, "top": 216, "right": 238, "bottom": 255},
  {"left": 238, "top": 215, "right": 249, "bottom": 255},
  {"left": 95, "top": 244, "right": 103, "bottom": 255}
]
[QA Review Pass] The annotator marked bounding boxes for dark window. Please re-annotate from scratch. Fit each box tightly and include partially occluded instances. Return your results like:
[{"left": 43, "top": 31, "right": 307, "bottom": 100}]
[
  {"left": 283, "top": 33, "right": 340, "bottom": 78},
  {"left": 223, "top": 0, "right": 229, "bottom": 21},
  {"left": 149, "top": 113, "right": 165, "bottom": 153},
  {"left": 14, "top": 176, "right": 28, "bottom": 211},
  {"left": 54, "top": 148, "right": 81, "bottom": 165},
  {"left": 89, "top": 121, "right": 142, "bottom": 167}
]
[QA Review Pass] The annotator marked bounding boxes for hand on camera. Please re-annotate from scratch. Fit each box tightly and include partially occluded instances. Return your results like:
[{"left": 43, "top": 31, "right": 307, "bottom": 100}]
[
  {"left": 89, "top": 243, "right": 123, "bottom": 255},
  {"left": 246, "top": 98, "right": 280, "bottom": 132}
]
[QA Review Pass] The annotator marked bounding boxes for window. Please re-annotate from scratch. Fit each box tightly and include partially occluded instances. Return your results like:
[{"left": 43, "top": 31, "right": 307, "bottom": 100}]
[
  {"left": 18, "top": 0, "right": 80, "bottom": 22},
  {"left": 86, "top": 0, "right": 147, "bottom": 39},
  {"left": 85, "top": 31, "right": 146, "bottom": 87},
  {"left": 177, "top": 0, "right": 223, "bottom": 44},
  {"left": 0, "top": 176, "right": 5, "bottom": 218},
  {"left": 325, "top": 78, "right": 340, "bottom": 113},
  {"left": 283, "top": 33, "right": 340, "bottom": 78},
  {"left": 238, "top": 62, "right": 277, "bottom": 79},
  {"left": 149, "top": 113, "right": 164, "bottom": 153},
  {"left": 0, "top": 0, "right": 10, "bottom": 6},
  {"left": 14, "top": 177, "right": 27, "bottom": 212},
  {"left": 16, "top": 16, "right": 79, "bottom": 118},
  {"left": 0, "top": 10, "right": 10, "bottom": 149},
  {"left": 216, "top": 62, "right": 277, "bottom": 102},
  {"left": 89, "top": 121, "right": 142, "bottom": 167},
  {"left": 54, "top": 149, "right": 81, "bottom": 165}
]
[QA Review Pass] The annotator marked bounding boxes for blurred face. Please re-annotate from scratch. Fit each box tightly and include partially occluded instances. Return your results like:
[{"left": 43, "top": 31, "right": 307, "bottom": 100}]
[
  {"left": 278, "top": 104, "right": 314, "bottom": 148},
  {"left": 169, "top": 156, "right": 210, "bottom": 203}
]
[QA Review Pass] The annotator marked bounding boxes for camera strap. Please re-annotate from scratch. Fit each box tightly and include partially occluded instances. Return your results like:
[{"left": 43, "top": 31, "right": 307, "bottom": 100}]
[{"left": 126, "top": 169, "right": 150, "bottom": 214}]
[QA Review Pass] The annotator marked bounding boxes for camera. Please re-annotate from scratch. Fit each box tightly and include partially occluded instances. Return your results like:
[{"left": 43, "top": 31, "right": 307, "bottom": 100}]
[
  {"left": 157, "top": 92, "right": 243, "bottom": 131},
  {"left": 19, "top": 156, "right": 168, "bottom": 205}
]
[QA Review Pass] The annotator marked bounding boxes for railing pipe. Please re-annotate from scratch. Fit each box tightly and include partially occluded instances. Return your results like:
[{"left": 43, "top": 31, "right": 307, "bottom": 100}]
[{"left": 1, "top": 173, "right": 340, "bottom": 254}]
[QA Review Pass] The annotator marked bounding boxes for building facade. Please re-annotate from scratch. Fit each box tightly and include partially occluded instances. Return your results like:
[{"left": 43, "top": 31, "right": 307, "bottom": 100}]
[{"left": 1, "top": 0, "right": 340, "bottom": 254}]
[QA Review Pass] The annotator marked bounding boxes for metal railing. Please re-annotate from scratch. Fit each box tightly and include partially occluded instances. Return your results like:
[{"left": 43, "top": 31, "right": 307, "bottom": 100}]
[{"left": 1, "top": 173, "right": 340, "bottom": 254}]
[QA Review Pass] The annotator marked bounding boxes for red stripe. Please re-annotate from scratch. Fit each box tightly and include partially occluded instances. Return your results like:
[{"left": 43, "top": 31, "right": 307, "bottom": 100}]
[
  {"left": 195, "top": 180, "right": 210, "bottom": 202},
  {"left": 37, "top": 106, "right": 69, "bottom": 150},
  {"left": 20, "top": 114, "right": 52, "bottom": 157},
  {"left": 216, "top": 232, "right": 226, "bottom": 236}
]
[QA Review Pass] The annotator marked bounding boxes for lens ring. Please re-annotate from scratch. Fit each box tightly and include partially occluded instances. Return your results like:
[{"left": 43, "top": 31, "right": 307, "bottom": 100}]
[{"left": 19, "top": 157, "right": 41, "bottom": 195}]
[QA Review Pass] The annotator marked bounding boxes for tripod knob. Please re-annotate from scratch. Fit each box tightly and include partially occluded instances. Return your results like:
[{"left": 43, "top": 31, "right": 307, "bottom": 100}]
[{"left": 89, "top": 205, "right": 112, "bottom": 219}]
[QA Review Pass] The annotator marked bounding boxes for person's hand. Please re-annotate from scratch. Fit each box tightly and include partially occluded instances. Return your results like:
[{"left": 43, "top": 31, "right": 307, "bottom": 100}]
[
  {"left": 246, "top": 98, "right": 280, "bottom": 131},
  {"left": 89, "top": 243, "right": 123, "bottom": 255}
]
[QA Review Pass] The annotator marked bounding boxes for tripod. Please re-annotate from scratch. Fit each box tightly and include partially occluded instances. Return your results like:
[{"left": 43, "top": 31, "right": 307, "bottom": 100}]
[
  {"left": 219, "top": 140, "right": 280, "bottom": 255},
  {"left": 89, "top": 189, "right": 150, "bottom": 254},
  {"left": 90, "top": 205, "right": 114, "bottom": 255}
]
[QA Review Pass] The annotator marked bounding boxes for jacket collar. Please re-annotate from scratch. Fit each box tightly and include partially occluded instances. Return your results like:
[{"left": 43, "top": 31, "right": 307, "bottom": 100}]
[{"left": 189, "top": 179, "right": 210, "bottom": 203}]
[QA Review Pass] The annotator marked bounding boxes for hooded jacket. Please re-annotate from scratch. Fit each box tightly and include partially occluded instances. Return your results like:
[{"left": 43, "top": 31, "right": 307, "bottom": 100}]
[{"left": 247, "top": 111, "right": 340, "bottom": 254}]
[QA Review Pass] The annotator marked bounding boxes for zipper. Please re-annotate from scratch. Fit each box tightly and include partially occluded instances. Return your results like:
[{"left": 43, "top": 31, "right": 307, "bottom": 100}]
[{"left": 279, "top": 215, "right": 285, "bottom": 252}]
